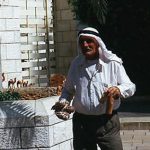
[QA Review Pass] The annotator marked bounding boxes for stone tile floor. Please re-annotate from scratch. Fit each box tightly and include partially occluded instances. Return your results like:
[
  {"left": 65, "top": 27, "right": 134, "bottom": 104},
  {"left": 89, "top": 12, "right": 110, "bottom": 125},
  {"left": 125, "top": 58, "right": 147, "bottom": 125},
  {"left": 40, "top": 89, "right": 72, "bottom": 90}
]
[{"left": 119, "top": 112, "right": 150, "bottom": 150}]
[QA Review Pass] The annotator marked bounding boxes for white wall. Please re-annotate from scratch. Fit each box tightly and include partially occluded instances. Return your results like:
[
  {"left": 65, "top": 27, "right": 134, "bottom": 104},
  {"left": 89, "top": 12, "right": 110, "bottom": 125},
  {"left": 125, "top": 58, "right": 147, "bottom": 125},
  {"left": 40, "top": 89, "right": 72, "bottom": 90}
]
[{"left": 0, "top": 0, "right": 22, "bottom": 88}]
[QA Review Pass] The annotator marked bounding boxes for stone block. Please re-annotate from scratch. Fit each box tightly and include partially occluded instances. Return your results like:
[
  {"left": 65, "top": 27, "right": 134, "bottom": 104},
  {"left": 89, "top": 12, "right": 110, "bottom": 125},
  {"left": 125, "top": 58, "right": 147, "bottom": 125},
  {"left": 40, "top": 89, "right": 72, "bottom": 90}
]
[
  {"left": 132, "top": 130, "right": 147, "bottom": 136},
  {"left": 64, "top": 119, "right": 73, "bottom": 139},
  {"left": 49, "top": 118, "right": 73, "bottom": 146},
  {"left": 49, "top": 126, "right": 54, "bottom": 147},
  {"left": 70, "top": 43, "right": 78, "bottom": 56},
  {"left": 53, "top": 121, "right": 71, "bottom": 145},
  {"left": 121, "top": 134, "right": 134, "bottom": 142},
  {"left": 0, "top": 128, "right": 21, "bottom": 149},
  {"left": 8, "top": 0, "right": 20, "bottom": 6},
  {"left": 56, "top": 57, "right": 65, "bottom": 68},
  {"left": 53, "top": 121, "right": 66, "bottom": 144},
  {"left": 0, "top": 31, "right": 13, "bottom": 43},
  {"left": 59, "top": 140, "right": 73, "bottom": 150},
  {"left": 1, "top": 60, "right": 17, "bottom": 72},
  {"left": 13, "top": 6, "right": 20, "bottom": 18},
  {"left": 0, "top": 6, "right": 13, "bottom": 18},
  {"left": 35, "top": 115, "right": 49, "bottom": 126},
  {"left": 6, "top": 19, "right": 20, "bottom": 30},
  {"left": 0, "top": 44, "right": 7, "bottom": 59},
  {"left": 55, "top": 10, "right": 61, "bottom": 20},
  {"left": 55, "top": 0, "right": 69, "bottom": 10},
  {"left": 0, "top": 0, "right": 20, "bottom": 6},
  {"left": 139, "top": 122, "right": 150, "bottom": 130},
  {"left": 1, "top": 60, "right": 15, "bottom": 72},
  {"left": 62, "top": 31, "right": 76, "bottom": 42},
  {"left": 0, "top": 31, "right": 20, "bottom": 44},
  {"left": 63, "top": 57, "right": 72, "bottom": 69},
  {"left": 15, "top": 60, "right": 22, "bottom": 72},
  {"left": 57, "top": 67, "right": 68, "bottom": 75},
  {"left": 55, "top": 32, "right": 63, "bottom": 42},
  {"left": 121, "top": 122, "right": 140, "bottom": 130},
  {"left": 61, "top": 10, "right": 73, "bottom": 20},
  {"left": 49, "top": 145, "right": 60, "bottom": 150},
  {"left": 0, "top": 100, "right": 35, "bottom": 128},
  {"left": 0, "top": 19, "right": 6, "bottom": 30},
  {"left": 0, "top": 117, "right": 35, "bottom": 129},
  {"left": 14, "top": 31, "right": 20, "bottom": 42},
  {"left": 70, "top": 20, "right": 77, "bottom": 30},
  {"left": 122, "top": 144, "right": 132, "bottom": 150},
  {"left": 21, "top": 126, "right": 50, "bottom": 148},
  {"left": 56, "top": 20, "right": 71, "bottom": 32},
  {"left": 6, "top": 44, "right": 21, "bottom": 59},
  {"left": 57, "top": 43, "right": 72, "bottom": 57},
  {"left": 136, "top": 146, "right": 150, "bottom": 150}
]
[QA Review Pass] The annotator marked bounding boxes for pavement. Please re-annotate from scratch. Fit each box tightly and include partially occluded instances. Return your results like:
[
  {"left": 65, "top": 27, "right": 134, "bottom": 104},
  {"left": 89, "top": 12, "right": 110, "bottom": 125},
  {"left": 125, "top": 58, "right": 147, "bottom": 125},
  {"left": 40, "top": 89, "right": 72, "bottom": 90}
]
[
  {"left": 118, "top": 96, "right": 150, "bottom": 150},
  {"left": 119, "top": 112, "right": 150, "bottom": 150}
]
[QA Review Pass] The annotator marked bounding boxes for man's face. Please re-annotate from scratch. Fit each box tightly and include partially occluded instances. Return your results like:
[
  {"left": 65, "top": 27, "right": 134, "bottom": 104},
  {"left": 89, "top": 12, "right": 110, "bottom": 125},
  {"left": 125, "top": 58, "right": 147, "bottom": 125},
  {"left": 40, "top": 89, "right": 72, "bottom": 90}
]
[{"left": 79, "top": 35, "right": 99, "bottom": 60}]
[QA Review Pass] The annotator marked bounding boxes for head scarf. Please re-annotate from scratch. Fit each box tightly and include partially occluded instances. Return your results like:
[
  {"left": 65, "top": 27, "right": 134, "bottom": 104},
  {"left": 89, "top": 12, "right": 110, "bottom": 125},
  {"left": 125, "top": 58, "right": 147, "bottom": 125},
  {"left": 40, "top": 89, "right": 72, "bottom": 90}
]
[{"left": 78, "top": 27, "right": 123, "bottom": 64}]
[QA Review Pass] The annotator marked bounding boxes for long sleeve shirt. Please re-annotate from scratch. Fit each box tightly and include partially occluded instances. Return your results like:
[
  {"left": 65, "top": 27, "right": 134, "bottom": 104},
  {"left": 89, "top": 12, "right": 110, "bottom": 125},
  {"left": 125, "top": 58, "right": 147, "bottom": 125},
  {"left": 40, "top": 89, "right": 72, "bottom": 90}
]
[{"left": 59, "top": 55, "right": 136, "bottom": 115}]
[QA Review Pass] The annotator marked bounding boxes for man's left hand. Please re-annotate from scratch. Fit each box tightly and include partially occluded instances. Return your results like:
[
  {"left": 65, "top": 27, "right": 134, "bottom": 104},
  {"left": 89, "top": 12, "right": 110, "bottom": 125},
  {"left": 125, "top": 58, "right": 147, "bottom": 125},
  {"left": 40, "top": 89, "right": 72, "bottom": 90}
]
[{"left": 106, "top": 86, "right": 121, "bottom": 99}]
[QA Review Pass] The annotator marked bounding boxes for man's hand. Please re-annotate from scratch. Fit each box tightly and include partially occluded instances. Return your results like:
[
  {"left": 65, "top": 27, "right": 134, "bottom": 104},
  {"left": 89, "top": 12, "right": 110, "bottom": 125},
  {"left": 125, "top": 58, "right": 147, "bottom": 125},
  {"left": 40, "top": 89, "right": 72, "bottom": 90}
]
[
  {"left": 103, "top": 86, "right": 121, "bottom": 115},
  {"left": 106, "top": 95, "right": 114, "bottom": 115},
  {"left": 51, "top": 101, "right": 74, "bottom": 120},
  {"left": 106, "top": 86, "right": 121, "bottom": 99}
]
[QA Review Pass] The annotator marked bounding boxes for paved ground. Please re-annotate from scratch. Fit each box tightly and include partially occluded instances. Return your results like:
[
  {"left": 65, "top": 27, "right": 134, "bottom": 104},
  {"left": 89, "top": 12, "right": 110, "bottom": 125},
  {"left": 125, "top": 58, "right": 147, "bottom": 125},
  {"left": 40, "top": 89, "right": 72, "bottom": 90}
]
[
  {"left": 121, "top": 129, "right": 150, "bottom": 150},
  {"left": 119, "top": 112, "right": 150, "bottom": 150},
  {"left": 118, "top": 96, "right": 150, "bottom": 150}
]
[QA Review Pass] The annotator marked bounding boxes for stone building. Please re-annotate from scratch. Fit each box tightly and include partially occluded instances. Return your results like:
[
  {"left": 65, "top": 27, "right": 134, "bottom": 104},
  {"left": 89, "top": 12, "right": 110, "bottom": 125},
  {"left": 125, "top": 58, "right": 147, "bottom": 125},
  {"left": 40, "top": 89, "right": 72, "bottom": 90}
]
[{"left": 0, "top": 0, "right": 78, "bottom": 89}]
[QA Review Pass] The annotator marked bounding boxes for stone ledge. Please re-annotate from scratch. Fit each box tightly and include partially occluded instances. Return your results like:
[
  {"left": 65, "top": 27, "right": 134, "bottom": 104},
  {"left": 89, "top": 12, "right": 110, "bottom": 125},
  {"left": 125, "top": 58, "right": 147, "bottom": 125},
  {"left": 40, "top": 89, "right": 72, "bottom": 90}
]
[
  {"left": 119, "top": 112, "right": 150, "bottom": 130},
  {"left": 0, "top": 96, "right": 73, "bottom": 149},
  {"left": 120, "top": 122, "right": 150, "bottom": 130}
]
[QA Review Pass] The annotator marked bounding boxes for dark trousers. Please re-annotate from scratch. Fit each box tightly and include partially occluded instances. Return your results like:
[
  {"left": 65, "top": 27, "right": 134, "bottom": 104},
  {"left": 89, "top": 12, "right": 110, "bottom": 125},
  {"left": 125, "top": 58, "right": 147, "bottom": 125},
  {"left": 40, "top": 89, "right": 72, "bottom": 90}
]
[{"left": 73, "top": 111, "right": 123, "bottom": 150}]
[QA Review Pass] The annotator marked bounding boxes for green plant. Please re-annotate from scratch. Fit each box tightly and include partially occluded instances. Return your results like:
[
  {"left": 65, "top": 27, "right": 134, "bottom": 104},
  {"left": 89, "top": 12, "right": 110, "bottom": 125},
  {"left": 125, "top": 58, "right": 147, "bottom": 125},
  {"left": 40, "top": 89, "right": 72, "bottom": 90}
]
[
  {"left": 68, "top": 0, "right": 108, "bottom": 25},
  {"left": 0, "top": 90, "right": 21, "bottom": 101}
]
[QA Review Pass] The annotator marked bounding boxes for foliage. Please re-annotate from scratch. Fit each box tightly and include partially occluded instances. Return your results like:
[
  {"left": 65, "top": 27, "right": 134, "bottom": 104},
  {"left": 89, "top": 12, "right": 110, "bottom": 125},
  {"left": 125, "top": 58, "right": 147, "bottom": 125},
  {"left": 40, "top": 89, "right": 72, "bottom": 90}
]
[
  {"left": 68, "top": 0, "right": 108, "bottom": 26},
  {"left": 0, "top": 90, "right": 21, "bottom": 101},
  {"left": 68, "top": 0, "right": 150, "bottom": 95},
  {"left": 101, "top": 0, "right": 150, "bottom": 95}
]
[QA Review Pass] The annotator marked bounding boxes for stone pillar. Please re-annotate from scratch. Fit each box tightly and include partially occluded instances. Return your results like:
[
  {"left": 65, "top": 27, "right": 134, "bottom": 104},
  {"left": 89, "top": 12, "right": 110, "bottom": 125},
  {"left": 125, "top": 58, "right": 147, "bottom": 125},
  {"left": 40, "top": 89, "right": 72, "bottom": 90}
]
[
  {"left": 53, "top": 0, "right": 78, "bottom": 75},
  {"left": 0, "top": 0, "right": 22, "bottom": 88}
]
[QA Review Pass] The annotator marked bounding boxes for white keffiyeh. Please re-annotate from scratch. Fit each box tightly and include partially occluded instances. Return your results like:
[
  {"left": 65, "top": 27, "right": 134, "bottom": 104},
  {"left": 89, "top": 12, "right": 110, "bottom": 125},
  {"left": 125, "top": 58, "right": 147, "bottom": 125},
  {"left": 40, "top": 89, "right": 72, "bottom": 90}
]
[{"left": 78, "top": 27, "right": 123, "bottom": 64}]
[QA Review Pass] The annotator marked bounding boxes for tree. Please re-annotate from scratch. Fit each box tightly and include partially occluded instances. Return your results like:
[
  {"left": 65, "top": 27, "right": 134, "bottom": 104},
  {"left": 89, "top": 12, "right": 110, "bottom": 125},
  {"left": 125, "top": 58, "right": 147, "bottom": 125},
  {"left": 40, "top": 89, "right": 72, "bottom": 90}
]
[
  {"left": 68, "top": 0, "right": 108, "bottom": 28},
  {"left": 68, "top": 0, "right": 150, "bottom": 95}
]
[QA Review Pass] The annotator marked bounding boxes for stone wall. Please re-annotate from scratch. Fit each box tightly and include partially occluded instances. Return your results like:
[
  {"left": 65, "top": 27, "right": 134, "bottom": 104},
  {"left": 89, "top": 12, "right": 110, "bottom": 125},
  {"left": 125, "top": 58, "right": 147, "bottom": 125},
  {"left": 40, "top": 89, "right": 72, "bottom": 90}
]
[
  {"left": 0, "top": 96, "right": 73, "bottom": 149},
  {"left": 0, "top": 0, "right": 22, "bottom": 88},
  {"left": 53, "top": 0, "right": 78, "bottom": 75},
  {"left": 0, "top": 0, "right": 79, "bottom": 87}
]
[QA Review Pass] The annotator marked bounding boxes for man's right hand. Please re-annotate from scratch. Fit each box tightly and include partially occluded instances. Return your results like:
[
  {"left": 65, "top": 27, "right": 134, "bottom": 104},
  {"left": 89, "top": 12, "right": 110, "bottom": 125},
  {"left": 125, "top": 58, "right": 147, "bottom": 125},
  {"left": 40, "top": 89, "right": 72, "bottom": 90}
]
[{"left": 51, "top": 101, "right": 74, "bottom": 120}]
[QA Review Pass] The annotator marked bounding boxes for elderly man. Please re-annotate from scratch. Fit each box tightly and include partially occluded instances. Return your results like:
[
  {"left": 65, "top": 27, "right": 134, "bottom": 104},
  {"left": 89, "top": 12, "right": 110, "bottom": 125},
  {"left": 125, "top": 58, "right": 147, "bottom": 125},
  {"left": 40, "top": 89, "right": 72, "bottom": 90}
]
[{"left": 52, "top": 27, "right": 136, "bottom": 150}]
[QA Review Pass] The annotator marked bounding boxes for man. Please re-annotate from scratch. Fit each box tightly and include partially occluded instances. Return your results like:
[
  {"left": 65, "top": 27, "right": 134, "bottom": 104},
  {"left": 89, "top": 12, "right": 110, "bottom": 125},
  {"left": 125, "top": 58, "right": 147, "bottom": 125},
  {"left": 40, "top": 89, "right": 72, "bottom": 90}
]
[{"left": 53, "top": 27, "right": 136, "bottom": 150}]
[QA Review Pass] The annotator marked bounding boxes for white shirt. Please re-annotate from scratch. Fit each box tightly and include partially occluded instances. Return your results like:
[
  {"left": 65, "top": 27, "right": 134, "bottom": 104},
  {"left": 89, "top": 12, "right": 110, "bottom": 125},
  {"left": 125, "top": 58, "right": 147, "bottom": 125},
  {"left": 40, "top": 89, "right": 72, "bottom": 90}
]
[{"left": 60, "top": 55, "right": 136, "bottom": 115}]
